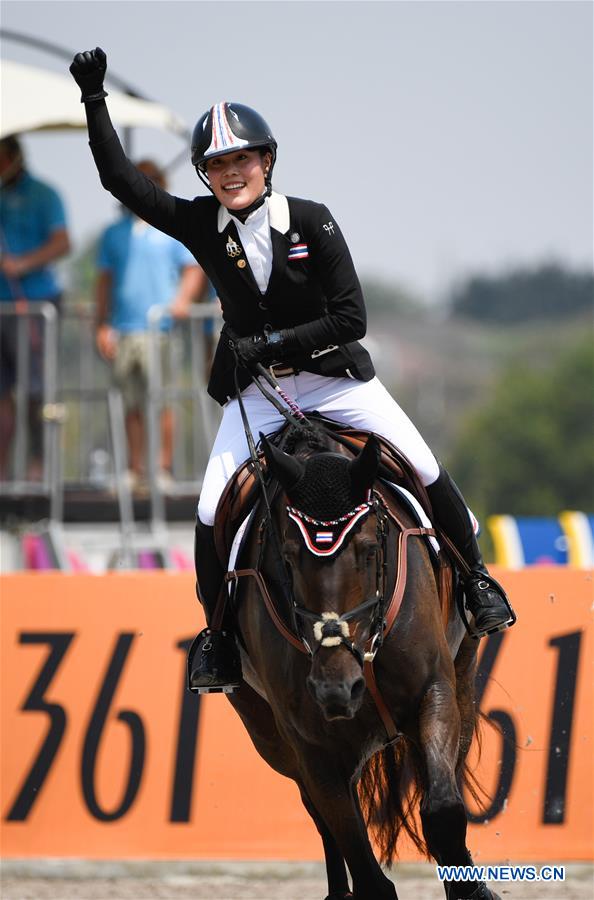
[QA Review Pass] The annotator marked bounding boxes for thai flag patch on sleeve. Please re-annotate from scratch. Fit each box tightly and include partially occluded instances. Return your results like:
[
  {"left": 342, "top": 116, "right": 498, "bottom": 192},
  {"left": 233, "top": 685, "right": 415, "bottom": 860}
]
[{"left": 288, "top": 243, "right": 309, "bottom": 261}]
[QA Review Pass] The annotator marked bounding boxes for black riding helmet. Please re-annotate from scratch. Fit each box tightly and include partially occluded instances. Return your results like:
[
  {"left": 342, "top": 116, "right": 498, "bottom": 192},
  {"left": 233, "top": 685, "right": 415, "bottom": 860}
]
[{"left": 191, "top": 101, "right": 277, "bottom": 201}]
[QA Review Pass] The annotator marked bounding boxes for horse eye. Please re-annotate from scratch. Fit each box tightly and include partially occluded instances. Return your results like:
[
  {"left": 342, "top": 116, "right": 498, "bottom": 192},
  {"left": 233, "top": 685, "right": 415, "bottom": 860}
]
[
  {"left": 359, "top": 543, "right": 378, "bottom": 561},
  {"left": 283, "top": 541, "right": 300, "bottom": 564}
]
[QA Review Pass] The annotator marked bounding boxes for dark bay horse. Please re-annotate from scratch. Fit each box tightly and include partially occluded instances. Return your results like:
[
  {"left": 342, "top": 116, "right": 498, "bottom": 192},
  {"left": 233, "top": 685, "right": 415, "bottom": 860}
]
[{"left": 225, "top": 426, "right": 499, "bottom": 900}]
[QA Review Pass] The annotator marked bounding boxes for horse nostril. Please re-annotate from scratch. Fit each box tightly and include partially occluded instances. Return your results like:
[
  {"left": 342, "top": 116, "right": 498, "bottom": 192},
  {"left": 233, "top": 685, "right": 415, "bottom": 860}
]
[
  {"left": 306, "top": 675, "right": 318, "bottom": 701},
  {"left": 350, "top": 677, "right": 366, "bottom": 703}
]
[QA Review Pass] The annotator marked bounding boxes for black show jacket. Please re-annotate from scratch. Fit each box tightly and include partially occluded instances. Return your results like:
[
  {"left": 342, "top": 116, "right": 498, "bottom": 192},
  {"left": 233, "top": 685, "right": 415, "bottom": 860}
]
[{"left": 87, "top": 101, "right": 375, "bottom": 404}]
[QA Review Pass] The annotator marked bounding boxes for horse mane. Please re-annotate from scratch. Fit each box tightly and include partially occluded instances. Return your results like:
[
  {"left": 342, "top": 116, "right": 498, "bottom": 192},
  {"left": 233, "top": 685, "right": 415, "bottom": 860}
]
[{"left": 279, "top": 422, "right": 331, "bottom": 457}]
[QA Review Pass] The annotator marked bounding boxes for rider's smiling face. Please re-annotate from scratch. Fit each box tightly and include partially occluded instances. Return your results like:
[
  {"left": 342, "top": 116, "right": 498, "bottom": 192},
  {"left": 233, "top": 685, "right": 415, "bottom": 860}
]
[{"left": 205, "top": 149, "right": 271, "bottom": 211}]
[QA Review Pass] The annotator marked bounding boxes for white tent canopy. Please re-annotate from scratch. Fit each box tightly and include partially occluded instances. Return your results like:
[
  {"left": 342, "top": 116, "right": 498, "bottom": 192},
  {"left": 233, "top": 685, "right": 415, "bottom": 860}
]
[{"left": 0, "top": 58, "right": 188, "bottom": 138}]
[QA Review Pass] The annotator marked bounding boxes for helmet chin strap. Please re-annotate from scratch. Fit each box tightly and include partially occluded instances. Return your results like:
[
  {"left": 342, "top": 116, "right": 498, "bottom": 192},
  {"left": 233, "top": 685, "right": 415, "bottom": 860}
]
[{"left": 230, "top": 182, "right": 272, "bottom": 222}]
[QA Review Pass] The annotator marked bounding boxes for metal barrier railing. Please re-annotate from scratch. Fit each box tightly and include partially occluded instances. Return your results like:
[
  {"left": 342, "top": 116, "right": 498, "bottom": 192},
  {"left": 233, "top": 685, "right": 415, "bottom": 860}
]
[
  {"left": 146, "top": 303, "right": 222, "bottom": 528},
  {"left": 57, "top": 306, "right": 112, "bottom": 493},
  {"left": 0, "top": 302, "right": 63, "bottom": 519},
  {"left": 0, "top": 302, "right": 223, "bottom": 533}
]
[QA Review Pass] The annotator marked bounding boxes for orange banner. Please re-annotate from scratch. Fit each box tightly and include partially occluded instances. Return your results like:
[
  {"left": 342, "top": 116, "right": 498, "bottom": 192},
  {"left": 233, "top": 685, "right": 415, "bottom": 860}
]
[{"left": 1, "top": 569, "right": 592, "bottom": 861}]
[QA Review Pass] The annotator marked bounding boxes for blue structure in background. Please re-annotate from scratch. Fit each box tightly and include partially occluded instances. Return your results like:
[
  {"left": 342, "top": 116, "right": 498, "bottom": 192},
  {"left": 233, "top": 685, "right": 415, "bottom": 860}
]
[{"left": 488, "top": 512, "right": 594, "bottom": 569}]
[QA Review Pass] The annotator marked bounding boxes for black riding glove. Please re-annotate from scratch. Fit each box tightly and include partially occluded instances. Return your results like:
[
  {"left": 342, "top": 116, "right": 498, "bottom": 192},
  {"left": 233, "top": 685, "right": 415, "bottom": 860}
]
[
  {"left": 69, "top": 47, "right": 108, "bottom": 103},
  {"left": 234, "top": 333, "right": 273, "bottom": 368},
  {"left": 233, "top": 328, "right": 299, "bottom": 369}
]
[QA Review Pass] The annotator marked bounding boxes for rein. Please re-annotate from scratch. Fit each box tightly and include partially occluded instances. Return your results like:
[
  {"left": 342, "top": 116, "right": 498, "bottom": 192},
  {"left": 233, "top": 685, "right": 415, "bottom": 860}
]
[
  {"left": 232, "top": 364, "right": 298, "bottom": 629},
  {"left": 229, "top": 346, "right": 319, "bottom": 639}
]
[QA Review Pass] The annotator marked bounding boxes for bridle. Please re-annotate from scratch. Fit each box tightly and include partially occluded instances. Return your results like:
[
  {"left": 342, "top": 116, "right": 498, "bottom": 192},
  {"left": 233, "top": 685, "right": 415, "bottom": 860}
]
[{"left": 286, "top": 491, "right": 392, "bottom": 668}]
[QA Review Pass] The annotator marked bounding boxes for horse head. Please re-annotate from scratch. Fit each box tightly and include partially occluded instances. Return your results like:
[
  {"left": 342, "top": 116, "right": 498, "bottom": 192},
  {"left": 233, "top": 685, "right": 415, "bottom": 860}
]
[{"left": 261, "top": 430, "right": 387, "bottom": 721}]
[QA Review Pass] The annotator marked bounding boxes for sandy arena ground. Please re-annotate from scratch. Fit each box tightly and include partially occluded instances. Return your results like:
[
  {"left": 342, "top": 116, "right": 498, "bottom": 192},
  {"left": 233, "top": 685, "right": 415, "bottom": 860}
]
[{"left": 1, "top": 862, "right": 592, "bottom": 900}]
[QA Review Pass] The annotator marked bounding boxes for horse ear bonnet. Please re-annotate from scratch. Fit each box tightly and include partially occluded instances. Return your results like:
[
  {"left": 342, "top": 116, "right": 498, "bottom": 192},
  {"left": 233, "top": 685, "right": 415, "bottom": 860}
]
[
  {"left": 270, "top": 442, "right": 377, "bottom": 522},
  {"left": 261, "top": 432, "right": 380, "bottom": 520},
  {"left": 290, "top": 455, "right": 358, "bottom": 520}
]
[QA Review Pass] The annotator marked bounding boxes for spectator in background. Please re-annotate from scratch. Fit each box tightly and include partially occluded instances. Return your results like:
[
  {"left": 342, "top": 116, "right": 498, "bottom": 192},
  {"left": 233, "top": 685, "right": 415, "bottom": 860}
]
[
  {"left": 0, "top": 134, "right": 70, "bottom": 480},
  {"left": 95, "top": 159, "right": 206, "bottom": 491}
]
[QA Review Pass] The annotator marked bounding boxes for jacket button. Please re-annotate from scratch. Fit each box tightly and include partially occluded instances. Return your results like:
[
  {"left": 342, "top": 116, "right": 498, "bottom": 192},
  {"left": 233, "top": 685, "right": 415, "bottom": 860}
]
[
  {"left": 237, "top": 259, "right": 246, "bottom": 269},
  {"left": 259, "top": 302, "right": 268, "bottom": 310}
]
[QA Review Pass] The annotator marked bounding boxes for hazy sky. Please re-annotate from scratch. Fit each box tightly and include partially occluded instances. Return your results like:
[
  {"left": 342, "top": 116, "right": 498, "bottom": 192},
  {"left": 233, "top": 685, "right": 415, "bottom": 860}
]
[{"left": 2, "top": 1, "right": 592, "bottom": 300}]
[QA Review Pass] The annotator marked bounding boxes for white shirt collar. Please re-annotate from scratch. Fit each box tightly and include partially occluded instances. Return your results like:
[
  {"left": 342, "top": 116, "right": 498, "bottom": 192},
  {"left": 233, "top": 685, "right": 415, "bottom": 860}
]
[{"left": 217, "top": 191, "right": 290, "bottom": 235}]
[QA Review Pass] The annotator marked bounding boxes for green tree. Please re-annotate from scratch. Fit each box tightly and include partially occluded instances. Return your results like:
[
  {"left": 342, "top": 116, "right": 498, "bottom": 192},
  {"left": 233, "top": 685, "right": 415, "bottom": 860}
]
[
  {"left": 447, "top": 335, "right": 594, "bottom": 521},
  {"left": 360, "top": 277, "right": 425, "bottom": 317},
  {"left": 449, "top": 263, "right": 593, "bottom": 323}
]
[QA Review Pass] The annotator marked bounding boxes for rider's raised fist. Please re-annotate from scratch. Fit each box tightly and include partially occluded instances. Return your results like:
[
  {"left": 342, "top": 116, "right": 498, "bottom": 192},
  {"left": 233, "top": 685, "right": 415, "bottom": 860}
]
[{"left": 69, "top": 47, "right": 108, "bottom": 103}]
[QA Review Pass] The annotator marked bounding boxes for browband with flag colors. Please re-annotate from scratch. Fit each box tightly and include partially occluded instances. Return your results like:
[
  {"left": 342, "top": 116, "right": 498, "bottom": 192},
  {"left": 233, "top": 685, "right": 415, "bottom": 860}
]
[
  {"left": 206, "top": 102, "right": 249, "bottom": 157},
  {"left": 287, "top": 497, "right": 373, "bottom": 557}
]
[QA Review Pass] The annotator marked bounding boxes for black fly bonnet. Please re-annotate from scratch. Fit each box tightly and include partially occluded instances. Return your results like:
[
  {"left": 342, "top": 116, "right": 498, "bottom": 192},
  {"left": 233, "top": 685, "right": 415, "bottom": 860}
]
[
  {"left": 286, "top": 455, "right": 373, "bottom": 556},
  {"left": 262, "top": 435, "right": 380, "bottom": 558}
]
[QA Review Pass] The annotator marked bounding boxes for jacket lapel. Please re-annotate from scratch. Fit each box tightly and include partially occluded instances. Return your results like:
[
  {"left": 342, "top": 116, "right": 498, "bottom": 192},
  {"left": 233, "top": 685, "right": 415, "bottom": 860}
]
[
  {"left": 265, "top": 228, "right": 291, "bottom": 298},
  {"left": 265, "top": 192, "right": 291, "bottom": 298},
  {"left": 218, "top": 216, "right": 260, "bottom": 295},
  {"left": 217, "top": 193, "right": 292, "bottom": 298}
]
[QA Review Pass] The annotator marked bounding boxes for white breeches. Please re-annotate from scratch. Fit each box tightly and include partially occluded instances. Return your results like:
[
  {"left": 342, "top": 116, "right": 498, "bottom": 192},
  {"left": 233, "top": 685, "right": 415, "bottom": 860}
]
[{"left": 197, "top": 372, "right": 440, "bottom": 526}]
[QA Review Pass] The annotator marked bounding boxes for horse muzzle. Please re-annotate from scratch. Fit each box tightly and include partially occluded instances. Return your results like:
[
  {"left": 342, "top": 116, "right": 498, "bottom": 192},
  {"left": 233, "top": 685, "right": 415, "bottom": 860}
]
[{"left": 306, "top": 670, "right": 366, "bottom": 720}]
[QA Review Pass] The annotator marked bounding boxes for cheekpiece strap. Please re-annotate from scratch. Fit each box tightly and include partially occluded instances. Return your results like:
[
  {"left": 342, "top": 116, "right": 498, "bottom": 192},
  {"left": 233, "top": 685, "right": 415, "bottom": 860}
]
[{"left": 287, "top": 500, "right": 373, "bottom": 557}]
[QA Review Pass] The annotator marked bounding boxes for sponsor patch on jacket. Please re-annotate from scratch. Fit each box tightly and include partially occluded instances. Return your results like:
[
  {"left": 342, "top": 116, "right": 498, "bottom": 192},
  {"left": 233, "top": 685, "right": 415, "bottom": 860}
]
[{"left": 288, "top": 243, "right": 309, "bottom": 261}]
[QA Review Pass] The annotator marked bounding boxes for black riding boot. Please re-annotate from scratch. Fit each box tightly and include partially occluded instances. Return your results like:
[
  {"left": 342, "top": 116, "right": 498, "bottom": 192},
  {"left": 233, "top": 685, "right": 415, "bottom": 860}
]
[
  {"left": 187, "top": 520, "right": 242, "bottom": 693},
  {"left": 426, "top": 467, "right": 515, "bottom": 638}
]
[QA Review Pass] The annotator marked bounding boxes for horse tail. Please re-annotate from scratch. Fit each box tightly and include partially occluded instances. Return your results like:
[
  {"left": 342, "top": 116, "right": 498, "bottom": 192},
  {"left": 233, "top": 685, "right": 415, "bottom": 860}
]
[
  {"left": 454, "top": 632, "right": 491, "bottom": 813},
  {"left": 460, "top": 709, "right": 502, "bottom": 813},
  {"left": 358, "top": 737, "right": 427, "bottom": 865},
  {"left": 358, "top": 649, "right": 489, "bottom": 866}
]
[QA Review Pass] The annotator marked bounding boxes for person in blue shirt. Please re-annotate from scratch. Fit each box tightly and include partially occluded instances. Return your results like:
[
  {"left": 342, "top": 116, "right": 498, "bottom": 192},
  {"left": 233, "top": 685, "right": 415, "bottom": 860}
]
[
  {"left": 0, "top": 134, "right": 70, "bottom": 480},
  {"left": 95, "top": 159, "right": 206, "bottom": 489}
]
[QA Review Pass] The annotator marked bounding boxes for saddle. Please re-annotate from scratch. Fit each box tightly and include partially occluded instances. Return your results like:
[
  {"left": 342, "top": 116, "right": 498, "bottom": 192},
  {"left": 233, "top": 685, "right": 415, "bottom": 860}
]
[{"left": 213, "top": 416, "right": 415, "bottom": 565}]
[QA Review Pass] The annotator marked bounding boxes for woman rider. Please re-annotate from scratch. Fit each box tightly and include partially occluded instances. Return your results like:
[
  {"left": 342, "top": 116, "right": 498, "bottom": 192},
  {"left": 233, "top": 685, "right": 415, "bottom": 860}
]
[{"left": 69, "top": 48, "right": 514, "bottom": 693}]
